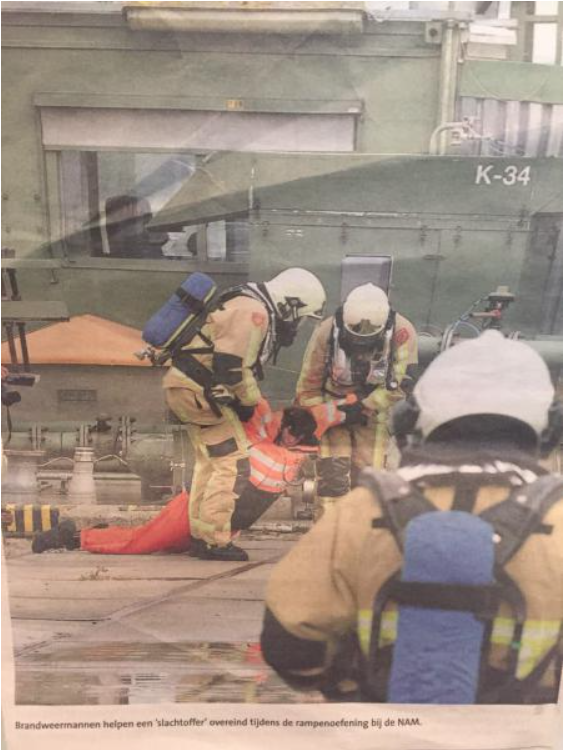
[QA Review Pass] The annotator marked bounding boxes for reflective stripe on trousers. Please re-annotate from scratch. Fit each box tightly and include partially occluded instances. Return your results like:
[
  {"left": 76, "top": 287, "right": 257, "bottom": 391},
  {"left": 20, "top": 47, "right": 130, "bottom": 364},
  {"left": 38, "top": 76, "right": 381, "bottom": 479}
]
[{"left": 185, "top": 406, "right": 250, "bottom": 546}]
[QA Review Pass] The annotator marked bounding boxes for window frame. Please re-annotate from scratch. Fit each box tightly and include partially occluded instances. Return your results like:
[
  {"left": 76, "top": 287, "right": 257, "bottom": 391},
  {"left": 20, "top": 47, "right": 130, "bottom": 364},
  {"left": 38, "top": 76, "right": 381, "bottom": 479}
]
[
  {"left": 39, "top": 96, "right": 362, "bottom": 269},
  {"left": 513, "top": 1, "right": 563, "bottom": 64},
  {"left": 46, "top": 148, "right": 250, "bottom": 270}
]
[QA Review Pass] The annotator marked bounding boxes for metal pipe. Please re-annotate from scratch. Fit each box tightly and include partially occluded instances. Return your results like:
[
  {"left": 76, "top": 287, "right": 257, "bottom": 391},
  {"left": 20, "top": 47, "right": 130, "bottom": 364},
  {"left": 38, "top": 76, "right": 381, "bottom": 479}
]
[
  {"left": 417, "top": 334, "right": 563, "bottom": 370},
  {"left": 124, "top": 8, "right": 365, "bottom": 35},
  {"left": 429, "top": 122, "right": 462, "bottom": 155},
  {"left": 519, "top": 338, "right": 563, "bottom": 370},
  {"left": 435, "top": 20, "right": 460, "bottom": 155}
]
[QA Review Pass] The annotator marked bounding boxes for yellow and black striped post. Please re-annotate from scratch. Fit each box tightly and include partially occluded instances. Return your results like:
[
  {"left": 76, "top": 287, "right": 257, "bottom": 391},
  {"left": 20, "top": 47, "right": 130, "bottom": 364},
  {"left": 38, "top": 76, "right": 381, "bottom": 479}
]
[{"left": 2, "top": 504, "right": 60, "bottom": 537}]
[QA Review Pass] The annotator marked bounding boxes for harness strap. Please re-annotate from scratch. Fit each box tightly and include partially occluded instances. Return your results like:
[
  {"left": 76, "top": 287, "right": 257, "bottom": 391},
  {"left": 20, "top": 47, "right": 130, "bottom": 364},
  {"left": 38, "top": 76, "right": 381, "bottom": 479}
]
[
  {"left": 177, "top": 347, "right": 214, "bottom": 356},
  {"left": 174, "top": 287, "right": 207, "bottom": 313},
  {"left": 480, "top": 474, "right": 562, "bottom": 567},
  {"left": 488, "top": 566, "right": 527, "bottom": 686},
  {"left": 361, "top": 466, "right": 561, "bottom": 703},
  {"left": 384, "top": 310, "right": 397, "bottom": 390},
  {"left": 170, "top": 285, "right": 273, "bottom": 407},
  {"left": 365, "top": 571, "right": 400, "bottom": 700},
  {"left": 451, "top": 475, "right": 480, "bottom": 512},
  {"left": 171, "top": 350, "right": 222, "bottom": 417},
  {"left": 238, "top": 282, "right": 277, "bottom": 367},
  {"left": 360, "top": 469, "right": 435, "bottom": 552},
  {"left": 389, "top": 580, "right": 501, "bottom": 617},
  {"left": 480, "top": 624, "right": 563, "bottom": 704}
]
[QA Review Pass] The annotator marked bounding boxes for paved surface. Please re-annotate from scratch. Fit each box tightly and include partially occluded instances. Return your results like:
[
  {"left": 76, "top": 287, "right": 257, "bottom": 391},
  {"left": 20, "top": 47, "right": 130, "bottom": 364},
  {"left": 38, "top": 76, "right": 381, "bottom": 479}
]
[{"left": 4, "top": 532, "right": 321, "bottom": 706}]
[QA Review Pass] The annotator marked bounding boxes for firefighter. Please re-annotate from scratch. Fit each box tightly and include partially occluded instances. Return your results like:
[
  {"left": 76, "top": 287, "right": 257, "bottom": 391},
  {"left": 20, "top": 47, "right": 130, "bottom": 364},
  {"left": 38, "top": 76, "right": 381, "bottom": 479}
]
[
  {"left": 163, "top": 268, "right": 326, "bottom": 561},
  {"left": 31, "top": 397, "right": 361, "bottom": 555},
  {"left": 261, "top": 331, "right": 562, "bottom": 703},
  {"left": 296, "top": 283, "right": 418, "bottom": 517}
]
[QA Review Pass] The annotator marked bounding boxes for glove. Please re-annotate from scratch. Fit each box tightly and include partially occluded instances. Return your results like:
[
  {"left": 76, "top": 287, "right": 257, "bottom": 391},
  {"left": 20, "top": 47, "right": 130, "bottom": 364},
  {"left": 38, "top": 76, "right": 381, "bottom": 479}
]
[
  {"left": 337, "top": 399, "right": 368, "bottom": 427},
  {"left": 231, "top": 399, "right": 256, "bottom": 423},
  {"left": 209, "top": 383, "right": 235, "bottom": 406}
]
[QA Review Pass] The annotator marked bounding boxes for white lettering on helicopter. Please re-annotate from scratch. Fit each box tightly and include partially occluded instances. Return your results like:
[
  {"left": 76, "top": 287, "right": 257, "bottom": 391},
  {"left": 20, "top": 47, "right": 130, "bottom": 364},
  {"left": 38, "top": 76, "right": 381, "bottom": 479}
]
[{"left": 475, "top": 165, "right": 531, "bottom": 186}]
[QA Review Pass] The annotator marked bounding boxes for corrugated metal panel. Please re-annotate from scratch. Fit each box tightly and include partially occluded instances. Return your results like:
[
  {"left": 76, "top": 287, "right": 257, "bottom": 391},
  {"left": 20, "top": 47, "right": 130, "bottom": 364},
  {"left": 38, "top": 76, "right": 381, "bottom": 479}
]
[{"left": 456, "top": 97, "right": 563, "bottom": 157}]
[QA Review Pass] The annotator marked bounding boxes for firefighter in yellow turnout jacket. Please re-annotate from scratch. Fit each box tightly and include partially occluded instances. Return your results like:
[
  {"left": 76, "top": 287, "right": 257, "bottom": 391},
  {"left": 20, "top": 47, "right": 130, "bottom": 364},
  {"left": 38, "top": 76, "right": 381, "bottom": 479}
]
[
  {"left": 296, "top": 283, "right": 418, "bottom": 515},
  {"left": 164, "top": 268, "right": 326, "bottom": 562},
  {"left": 262, "top": 332, "right": 562, "bottom": 703}
]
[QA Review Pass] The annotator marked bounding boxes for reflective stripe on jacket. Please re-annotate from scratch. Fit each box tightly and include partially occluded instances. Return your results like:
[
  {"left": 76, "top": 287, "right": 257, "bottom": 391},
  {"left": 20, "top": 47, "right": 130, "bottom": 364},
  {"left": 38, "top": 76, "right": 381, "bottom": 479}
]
[
  {"left": 243, "top": 398, "right": 354, "bottom": 494},
  {"left": 248, "top": 443, "right": 305, "bottom": 493}
]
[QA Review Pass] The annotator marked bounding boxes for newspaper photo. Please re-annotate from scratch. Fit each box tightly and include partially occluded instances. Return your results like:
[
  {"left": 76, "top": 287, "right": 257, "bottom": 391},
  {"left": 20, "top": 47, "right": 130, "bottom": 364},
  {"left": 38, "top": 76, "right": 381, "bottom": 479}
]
[{"left": 1, "top": 1, "right": 563, "bottom": 749}]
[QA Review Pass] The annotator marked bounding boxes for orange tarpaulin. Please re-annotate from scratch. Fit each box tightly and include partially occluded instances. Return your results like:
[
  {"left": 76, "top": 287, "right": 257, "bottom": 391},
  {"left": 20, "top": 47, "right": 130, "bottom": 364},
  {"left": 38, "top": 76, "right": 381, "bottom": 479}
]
[{"left": 1, "top": 314, "right": 154, "bottom": 367}]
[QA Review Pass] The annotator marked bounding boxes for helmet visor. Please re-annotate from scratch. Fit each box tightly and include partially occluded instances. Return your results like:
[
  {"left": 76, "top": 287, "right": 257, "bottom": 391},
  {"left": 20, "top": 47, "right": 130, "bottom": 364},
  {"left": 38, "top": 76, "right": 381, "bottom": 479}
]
[{"left": 340, "top": 325, "right": 385, "bottom": 353}]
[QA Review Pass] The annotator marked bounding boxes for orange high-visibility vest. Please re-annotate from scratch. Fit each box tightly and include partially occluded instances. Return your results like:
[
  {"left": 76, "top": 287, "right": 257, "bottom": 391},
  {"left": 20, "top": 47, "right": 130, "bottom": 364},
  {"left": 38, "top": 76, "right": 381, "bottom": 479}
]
[
  {"left": 244, "top": 395, "right": 359, "bottom": 493},
  {"left": 248, "top": 442, "right": 307, "bottom": 493}
]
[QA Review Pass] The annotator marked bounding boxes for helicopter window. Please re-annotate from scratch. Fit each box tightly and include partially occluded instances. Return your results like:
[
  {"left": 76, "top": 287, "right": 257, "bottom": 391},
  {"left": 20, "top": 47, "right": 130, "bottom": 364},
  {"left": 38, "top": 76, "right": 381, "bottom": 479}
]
[
  {"left": 59, "top": 150, "right": 195, "bottom": 260},
  {"left": 42, "top": 105, "right": 358, "bottom": 263},
  {"left": 57, "top": 150, "right": 249, "bottom": 262}
]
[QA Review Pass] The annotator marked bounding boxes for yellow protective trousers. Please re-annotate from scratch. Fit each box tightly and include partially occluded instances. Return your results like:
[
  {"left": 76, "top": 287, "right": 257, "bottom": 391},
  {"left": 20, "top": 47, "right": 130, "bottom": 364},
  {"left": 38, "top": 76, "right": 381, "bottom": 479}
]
[
  {"left": 315, "top": 412, "right": 391, "bottom": 518},
  {"left": 165, "top": 388, "right": 250, "bottom": 546}
]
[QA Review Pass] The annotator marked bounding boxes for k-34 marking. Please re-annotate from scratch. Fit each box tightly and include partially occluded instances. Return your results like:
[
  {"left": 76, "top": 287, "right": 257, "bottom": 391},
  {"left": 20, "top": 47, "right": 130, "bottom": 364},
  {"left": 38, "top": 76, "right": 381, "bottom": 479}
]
[{"left": 475, "top": 165, "right": 531, "bottom": 186}]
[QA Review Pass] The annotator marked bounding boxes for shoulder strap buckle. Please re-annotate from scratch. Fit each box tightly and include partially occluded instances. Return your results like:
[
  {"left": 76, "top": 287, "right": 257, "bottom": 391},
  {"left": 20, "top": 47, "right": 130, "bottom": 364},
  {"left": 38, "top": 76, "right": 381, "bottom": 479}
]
[
  {"left": 480, "top": 474, "right": 562, "bottom": 567},
  {"left": 360, "top": 468, "right": 436, "bottom": 551}
]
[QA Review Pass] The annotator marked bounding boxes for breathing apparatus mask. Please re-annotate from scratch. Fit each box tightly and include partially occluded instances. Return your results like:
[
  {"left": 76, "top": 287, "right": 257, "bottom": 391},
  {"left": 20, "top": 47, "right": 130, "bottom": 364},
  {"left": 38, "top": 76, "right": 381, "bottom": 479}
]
[
  {"left": 334, "top": 304, "right": 394, "bottom": 389},
  {"left": 275, "top": 316, "right": 304, "bottom": 349},
  {"left": 260, "top": 268, "right": 326, "bottom": 363},
  {"left": 338, "top": 317, "right": 387, "bottom": 358}
]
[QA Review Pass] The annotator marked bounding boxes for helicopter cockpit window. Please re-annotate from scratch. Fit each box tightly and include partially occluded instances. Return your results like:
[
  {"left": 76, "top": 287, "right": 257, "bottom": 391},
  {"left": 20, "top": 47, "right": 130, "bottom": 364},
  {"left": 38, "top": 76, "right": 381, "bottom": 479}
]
[
  {"left": 58, "top": 150, "right": 249, "bottom": 262},
  {"left": 42, "top": 105, "right": 357, "bottom": 263}
]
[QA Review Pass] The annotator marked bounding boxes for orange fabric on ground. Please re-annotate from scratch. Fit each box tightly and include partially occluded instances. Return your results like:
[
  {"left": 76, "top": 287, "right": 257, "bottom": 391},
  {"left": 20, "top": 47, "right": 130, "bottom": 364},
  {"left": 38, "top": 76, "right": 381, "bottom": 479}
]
[
  {"left": 78, "top": 400, "right": 351, "bottom": 555},
  {"left": 80, "top": 491, "right": 190, "bottom": 554}
]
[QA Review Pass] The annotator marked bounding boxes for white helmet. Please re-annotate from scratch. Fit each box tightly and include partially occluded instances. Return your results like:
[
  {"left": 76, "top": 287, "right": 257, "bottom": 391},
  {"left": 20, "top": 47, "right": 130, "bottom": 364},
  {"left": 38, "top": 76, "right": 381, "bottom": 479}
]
[
  {"left": 264, "top": 268, "right": 326, "bottom": 321},
  {"left": 342, "top": 283, "right": 390, "bottom": 338},
  {"left": 414, "top": 330, "right": 554, "bottom": 439}
]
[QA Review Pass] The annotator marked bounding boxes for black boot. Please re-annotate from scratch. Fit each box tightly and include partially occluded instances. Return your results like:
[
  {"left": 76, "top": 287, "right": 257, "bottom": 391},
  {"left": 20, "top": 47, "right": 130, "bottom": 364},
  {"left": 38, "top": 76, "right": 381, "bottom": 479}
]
[
  {"left": 187, "top": 538, "right": 209, "bottom": 558},
  {"left": 31, "top": 519, "right": 79, "bottom": 554},
  {"left": 190, "top": 540, "right": 249, "bottom": 562}
]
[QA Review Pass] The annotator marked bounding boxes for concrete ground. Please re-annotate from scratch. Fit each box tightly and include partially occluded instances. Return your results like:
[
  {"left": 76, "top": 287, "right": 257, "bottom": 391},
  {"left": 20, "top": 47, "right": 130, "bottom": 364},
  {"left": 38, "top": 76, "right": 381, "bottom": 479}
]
[{"left": 4, "top": 528, "right": 321, "bottom": 706}]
